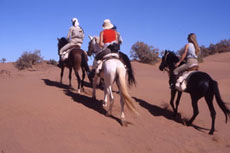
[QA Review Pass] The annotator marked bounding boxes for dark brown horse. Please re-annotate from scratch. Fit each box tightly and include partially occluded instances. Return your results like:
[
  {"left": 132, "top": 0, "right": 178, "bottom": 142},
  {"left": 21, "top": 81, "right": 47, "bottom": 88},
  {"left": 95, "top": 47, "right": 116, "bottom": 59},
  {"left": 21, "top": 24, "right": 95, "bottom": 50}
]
[
  {"left": 57, "top": 37, "right": 91, "bottom": 93},
  {"left": 159, "top": 50, "right": 230, "bottom": 134}
]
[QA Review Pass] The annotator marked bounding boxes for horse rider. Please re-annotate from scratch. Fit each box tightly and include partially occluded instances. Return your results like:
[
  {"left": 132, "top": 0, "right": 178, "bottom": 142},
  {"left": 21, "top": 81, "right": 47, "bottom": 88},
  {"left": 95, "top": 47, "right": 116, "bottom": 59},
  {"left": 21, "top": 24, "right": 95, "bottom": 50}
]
[
  {"left": 172, "top": 33, "right": 200, "bottom": 88},
  {"left": 90, "top": 19, "right": 121, "bottom": 78},
  {"left": 58, "top": 17, "right": 84, "bottom": 67}
]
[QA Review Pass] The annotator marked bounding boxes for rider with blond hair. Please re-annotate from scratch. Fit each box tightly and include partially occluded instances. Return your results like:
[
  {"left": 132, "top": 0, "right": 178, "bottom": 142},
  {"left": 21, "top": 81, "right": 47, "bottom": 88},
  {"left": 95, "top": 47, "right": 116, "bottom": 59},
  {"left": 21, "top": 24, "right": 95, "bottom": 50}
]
[{"left": 171, "top": 33, "right": 200, "bottom": 88}]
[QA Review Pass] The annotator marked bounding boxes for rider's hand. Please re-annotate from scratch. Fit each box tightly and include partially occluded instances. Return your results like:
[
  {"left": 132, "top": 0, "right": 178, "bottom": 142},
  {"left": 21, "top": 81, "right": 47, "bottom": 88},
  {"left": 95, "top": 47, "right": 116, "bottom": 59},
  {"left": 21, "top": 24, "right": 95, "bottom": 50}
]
[{"left": 175, "top": 62, "right": 180, "bottom": 67}]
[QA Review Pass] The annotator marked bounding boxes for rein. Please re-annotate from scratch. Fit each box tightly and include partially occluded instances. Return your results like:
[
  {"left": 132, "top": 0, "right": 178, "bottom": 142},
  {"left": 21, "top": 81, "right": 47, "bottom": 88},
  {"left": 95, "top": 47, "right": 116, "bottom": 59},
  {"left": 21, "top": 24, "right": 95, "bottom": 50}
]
[{"left": 163, "top": 51, "right": 170, "bottom": 72}]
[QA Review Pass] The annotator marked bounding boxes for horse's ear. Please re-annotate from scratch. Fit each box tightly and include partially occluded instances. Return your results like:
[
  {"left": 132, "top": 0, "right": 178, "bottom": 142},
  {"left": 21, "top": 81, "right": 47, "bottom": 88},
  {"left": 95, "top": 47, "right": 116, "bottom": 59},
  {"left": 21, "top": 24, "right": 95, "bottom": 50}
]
[
  {"left": 57, "top": 38, "right": 60, "bottom": 41},
  {"left": 88, "top": 35, "right": 93, "bottom": 40},
  {"left": 164, "top": 50, "right": 167, "bottom": 55}
]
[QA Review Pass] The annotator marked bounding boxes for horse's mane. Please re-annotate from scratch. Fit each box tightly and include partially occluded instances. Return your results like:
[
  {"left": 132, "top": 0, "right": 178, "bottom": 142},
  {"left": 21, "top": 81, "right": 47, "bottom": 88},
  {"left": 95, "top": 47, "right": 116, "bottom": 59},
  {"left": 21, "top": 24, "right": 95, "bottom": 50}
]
[
  {"left": 58, "top": 37, "right": 69, "bottom": 50},
  {"left": 60, "top": 37, "right": 68, "bottom": 44},
  {"left": 93, "top": 36, "right": 100, "bottom": 43},
  {"left": 165, "top": 50, "right": 179, "bottom": 61}
]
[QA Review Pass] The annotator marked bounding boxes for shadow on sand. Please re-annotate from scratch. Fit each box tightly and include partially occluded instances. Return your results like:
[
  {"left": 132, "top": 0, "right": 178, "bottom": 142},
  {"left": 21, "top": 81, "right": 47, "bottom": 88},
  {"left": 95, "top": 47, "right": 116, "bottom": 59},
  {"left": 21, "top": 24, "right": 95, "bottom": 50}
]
[
  {"left": 133, "top": 96, "right": 209, "bottom": 133},
  {"left": 42, "top": 79, "right": 124, "bottom": 126}
]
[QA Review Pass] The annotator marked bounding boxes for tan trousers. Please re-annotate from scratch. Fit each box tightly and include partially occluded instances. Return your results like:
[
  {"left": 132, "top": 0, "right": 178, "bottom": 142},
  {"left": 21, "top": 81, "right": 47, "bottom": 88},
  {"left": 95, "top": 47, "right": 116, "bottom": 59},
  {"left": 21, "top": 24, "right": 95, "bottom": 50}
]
[{"left": 174, "top": 58, "right": 198, "bottom": 75}]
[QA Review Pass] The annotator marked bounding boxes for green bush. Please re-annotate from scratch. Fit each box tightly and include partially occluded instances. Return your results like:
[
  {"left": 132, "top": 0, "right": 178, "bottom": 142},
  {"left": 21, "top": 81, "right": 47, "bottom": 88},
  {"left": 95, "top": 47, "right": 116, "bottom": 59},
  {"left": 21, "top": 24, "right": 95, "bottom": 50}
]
[
  {"left": 130, "top": 41, "right": 159, "bottom": 64},
  {"left": 15, "top": 50, "right": 43, "bottom": 70}
]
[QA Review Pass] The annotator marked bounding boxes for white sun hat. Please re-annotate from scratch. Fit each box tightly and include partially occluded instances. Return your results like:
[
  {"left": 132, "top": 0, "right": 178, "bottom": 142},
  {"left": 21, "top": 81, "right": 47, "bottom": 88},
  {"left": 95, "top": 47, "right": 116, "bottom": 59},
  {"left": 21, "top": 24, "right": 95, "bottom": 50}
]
[
  {"left": 71, "top": 17, "right": 79, "bottom": 26},
  {"left": 102, "top": 19, "right": 114, "bottom": 30}
]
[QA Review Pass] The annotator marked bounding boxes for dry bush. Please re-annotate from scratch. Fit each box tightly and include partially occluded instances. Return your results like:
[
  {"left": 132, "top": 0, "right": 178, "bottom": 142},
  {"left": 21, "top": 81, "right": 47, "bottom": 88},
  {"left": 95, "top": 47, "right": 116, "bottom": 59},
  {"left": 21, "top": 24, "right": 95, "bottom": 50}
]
[
  {"left": 47, "top": 59, "right": 58, "bottom": 66},
  {"left": 15, "top": 50, "right": 43, "bottom": 70},
  {"left": 0, "top": 58, "right": 6, "bottom": 63},
  {"left": 130, "top": 41, "right": 159, "bottom": 64}
]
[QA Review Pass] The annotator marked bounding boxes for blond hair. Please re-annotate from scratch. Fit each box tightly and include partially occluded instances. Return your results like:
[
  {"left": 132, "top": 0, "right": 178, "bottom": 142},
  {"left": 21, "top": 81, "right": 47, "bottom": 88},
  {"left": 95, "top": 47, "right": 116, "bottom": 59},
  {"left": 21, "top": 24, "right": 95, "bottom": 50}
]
[{"left": 188, "top": 33, "right": 200, "bottom": 55}]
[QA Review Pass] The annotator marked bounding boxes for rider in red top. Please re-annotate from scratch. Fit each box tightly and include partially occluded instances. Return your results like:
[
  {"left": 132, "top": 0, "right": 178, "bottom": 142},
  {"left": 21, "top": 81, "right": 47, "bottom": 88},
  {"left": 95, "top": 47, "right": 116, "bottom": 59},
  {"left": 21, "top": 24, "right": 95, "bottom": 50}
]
[
  {"left": 88, "top": 19, "right": 120, "bottom": 80},
  {"left": 99, "top": 19, "right": 118, "bottom": 50},
  {"left": 102, "top": 29, "right": 117, "bottom": 44}
]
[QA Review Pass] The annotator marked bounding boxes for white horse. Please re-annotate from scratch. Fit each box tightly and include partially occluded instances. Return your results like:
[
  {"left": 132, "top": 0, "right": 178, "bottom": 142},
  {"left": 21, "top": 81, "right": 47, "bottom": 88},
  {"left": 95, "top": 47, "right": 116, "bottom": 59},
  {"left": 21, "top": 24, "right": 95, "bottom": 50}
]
[{"left": 88, "top": 36, "right": 138, "bottom": 126}]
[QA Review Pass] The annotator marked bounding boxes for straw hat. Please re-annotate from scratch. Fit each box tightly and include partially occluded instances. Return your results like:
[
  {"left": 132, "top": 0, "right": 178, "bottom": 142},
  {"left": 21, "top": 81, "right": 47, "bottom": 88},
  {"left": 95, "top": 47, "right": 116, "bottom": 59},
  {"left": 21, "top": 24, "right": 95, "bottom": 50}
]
[
  {"left": 102, "top": 19, "right": 113, "bottom": 30},
  {"left": 71, "top": 17, "right": 79, "bottom": 26}
]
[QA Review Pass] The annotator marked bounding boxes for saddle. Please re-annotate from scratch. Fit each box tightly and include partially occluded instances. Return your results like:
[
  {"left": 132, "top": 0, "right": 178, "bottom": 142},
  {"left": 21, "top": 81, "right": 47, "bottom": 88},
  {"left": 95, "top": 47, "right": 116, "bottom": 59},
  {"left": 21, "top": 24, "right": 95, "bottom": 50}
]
[
  {"left": 175, "top": 66, "right": 199, "bottom": 91},
  {"left": 61, "top": 46, "right": 81, "bottom": 61},
  {"left": 95, "top": 53, "right": 120, "bottom": 75}
]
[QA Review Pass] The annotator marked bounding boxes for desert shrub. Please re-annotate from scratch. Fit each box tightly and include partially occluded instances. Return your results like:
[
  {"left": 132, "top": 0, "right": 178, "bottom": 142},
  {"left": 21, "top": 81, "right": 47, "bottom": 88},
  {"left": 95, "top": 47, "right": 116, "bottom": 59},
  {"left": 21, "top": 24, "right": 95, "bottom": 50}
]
[
  {"left": 130, "top": 41, "right": 159, "bottom": 64},
  {"left": 15, "top": 50, "right": 43, "bottom": 70},
  {"left": 0, "top": 58, "right": 6, "bottom": 63},
  {"left": 200, "top": 39, "right": 230, "bottom": 57},
  {"left": 47, "top": 59, "right": 58, "bottom": 65}
]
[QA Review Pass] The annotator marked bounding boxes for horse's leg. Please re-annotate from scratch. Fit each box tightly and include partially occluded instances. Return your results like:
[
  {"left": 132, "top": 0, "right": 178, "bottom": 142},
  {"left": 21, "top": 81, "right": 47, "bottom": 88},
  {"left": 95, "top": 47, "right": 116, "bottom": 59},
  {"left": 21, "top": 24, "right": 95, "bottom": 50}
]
[
  {"left": 187, "top": 96, "right": 199, "bottom": 126},
  {"left": 60, "top": 66, "right": 64, "bottom": 84},
  {"left": 107, "top": 86, "right": 114, "bottom": 115},
  {"left": 170, "top": 89, "right": 177, "bottom": 115},
  {"left": 68, "top": 67, "right": 72, "bottom": 87},
  {"left": 174, "top": 91, "right": 182, "bottom": 117},
  {"left": 92, "top": 75, "right": 99, "bottom": 100},
  {"left": 120, "top": 91, "right": 127, "bottom": 127},
  {"left": 81, "top": 67, "right": 86, "bottom": 91},
  {"left": 103, "top": 87, "right": 108, "bottom": 107},
  {"left": 74, "top": 69, "right": 81, "bottom": 93},
  {"left": 205, "top": 94, "right": 216, "bottom": 135},
  {"left": 115, "top": 79, "right": 127, "bottom": 127}
]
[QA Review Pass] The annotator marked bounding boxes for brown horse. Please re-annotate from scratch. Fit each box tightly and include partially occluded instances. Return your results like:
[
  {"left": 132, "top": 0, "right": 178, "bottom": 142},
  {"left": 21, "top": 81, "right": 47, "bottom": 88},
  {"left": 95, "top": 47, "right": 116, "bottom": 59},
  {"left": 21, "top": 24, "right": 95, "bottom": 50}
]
[{"left": 57, "top": 37, "right": 91, "bottom": 93}]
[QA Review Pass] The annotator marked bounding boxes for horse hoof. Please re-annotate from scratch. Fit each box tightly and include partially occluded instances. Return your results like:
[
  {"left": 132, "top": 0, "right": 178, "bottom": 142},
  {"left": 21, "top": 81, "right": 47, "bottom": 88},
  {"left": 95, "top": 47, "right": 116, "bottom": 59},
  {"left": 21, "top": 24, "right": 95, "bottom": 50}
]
[
  {"left": 102, "top": 101, "right": 107, "bottom": 107},
  {"left": 186, "top": 121, "right": 192, "bottom": 126},
  {"left": 121, "top": 120, "right": 128, "bottom": 127},
  {"left": 209, "top": 130, "right": 214, "bottom": 135}
]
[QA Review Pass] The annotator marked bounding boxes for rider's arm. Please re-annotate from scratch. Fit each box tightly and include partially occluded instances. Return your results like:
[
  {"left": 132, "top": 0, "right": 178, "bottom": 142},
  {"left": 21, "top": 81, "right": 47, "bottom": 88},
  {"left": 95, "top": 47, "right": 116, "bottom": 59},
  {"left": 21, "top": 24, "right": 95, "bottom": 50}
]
[
  {"left": 67, "top": 27, "right": 72, "bottom": 41},
  {"left": 175, "top": 44, "right": 189, "bottom": 67},
  {"left": 99, "top": 31, "right": 104, "bottom": 48},
  {"left": 115, "top": 31, "right": 119, "bottom": 43}
]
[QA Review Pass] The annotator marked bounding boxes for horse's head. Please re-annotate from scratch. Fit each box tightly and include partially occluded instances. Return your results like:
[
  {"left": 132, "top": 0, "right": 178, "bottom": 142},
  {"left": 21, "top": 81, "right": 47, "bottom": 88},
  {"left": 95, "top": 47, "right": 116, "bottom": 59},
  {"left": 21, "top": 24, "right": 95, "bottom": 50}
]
[
  {"left": 87, "top": 35, "right": 101, "bottom": 56},
  {"left": 159, "top": 50, "right": 179, "bottom": 71},
  {"left": 57, "top": 37, "right": 69, "bottom": 52}
]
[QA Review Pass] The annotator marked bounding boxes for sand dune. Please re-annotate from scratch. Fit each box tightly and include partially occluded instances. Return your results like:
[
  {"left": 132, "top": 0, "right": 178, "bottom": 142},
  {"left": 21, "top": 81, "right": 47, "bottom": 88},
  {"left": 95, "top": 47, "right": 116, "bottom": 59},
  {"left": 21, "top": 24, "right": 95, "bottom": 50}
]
[{"left": 0, "top": 52, "right": 230, "bottom": 153}]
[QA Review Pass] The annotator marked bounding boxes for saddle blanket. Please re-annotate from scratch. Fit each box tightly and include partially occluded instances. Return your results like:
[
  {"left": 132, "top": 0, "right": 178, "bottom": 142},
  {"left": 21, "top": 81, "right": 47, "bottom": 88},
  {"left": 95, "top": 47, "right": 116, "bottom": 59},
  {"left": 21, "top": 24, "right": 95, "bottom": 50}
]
[
  {"left": 61, "top": 49, "right": 71, "bottom": 61},
  {"left": 94, "top": 53, "right": 119, "bottom": 74},
  {"left": 175, "top": 71, "right": 197, "bottom": 91}
]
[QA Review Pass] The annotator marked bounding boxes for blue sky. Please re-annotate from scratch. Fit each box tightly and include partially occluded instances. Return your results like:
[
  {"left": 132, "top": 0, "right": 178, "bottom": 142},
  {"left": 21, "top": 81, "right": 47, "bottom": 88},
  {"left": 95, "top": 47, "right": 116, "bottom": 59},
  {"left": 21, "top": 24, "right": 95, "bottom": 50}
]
[{"left": 0, "top": 0, "right": 229, "bottom": 64}]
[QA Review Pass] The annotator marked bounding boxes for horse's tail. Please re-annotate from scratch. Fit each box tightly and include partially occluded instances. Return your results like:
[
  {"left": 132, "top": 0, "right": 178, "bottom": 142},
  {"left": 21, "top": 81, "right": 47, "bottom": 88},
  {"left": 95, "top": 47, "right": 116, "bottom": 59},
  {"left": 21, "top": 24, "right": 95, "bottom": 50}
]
[
  {"left": 119, "top": 51, "right": 136, "bottom": 87},
  {"left": 81, "top": 51, "right": 92, "bottom": 82},
  {"left": 117, "top": 66, "right": 139, "bottom": 115},
  {"left": 213, "top": 80, "right": 230, "bottom": 123}
]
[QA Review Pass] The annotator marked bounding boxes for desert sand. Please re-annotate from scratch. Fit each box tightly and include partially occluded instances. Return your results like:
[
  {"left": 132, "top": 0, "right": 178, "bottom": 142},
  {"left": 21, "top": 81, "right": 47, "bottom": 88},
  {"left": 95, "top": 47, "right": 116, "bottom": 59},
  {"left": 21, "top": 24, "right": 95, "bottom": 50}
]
[{"left": 0, "top": 52, "right": 230, "bottom": 153}]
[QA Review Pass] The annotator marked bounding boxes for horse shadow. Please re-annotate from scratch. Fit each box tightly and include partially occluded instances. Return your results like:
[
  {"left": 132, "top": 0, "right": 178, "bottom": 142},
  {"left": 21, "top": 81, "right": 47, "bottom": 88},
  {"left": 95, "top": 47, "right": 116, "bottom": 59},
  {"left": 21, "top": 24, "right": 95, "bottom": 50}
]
[
  {"left": 42, "top": 79, "right": 123, "bottom": 126},
  {"left": 133, "top": 97, "right": 209, "bottom": 133},
  {"left": 133, "top": 97, "right": 184, "bottom": 124}
]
